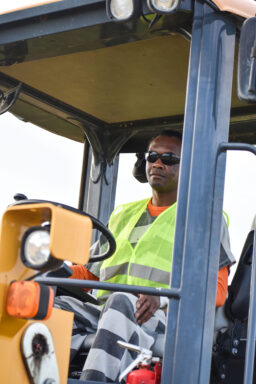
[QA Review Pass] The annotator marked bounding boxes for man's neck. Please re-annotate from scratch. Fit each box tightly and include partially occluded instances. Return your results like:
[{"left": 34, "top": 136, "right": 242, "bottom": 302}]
[{"left": 151, "top": 190, "right": 177, "bottom": 207}]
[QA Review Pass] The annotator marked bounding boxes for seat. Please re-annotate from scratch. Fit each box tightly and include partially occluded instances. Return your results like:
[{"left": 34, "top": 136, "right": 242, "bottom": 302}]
[
  {"left": 211, "top": 230, "right": 255, "bottom": 384},
  {"left": 225, "top": 230, "right": 254, "bottom": 322}
]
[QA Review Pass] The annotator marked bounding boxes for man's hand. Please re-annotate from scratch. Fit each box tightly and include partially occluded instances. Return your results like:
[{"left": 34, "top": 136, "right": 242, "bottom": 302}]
[{"left": 135, "top": 294, "right": 160, "bottom": 325}]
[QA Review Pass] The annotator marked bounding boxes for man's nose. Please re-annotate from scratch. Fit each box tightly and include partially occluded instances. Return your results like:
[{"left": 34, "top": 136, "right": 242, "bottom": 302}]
[{"left": 152, "top": 158, "right": 164, "bottom": 168}]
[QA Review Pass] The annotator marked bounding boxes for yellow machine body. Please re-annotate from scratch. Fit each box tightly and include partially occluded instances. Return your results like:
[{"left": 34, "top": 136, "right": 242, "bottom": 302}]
[{"left": 0, "top": 202, "right": 93, "bottom": 383}]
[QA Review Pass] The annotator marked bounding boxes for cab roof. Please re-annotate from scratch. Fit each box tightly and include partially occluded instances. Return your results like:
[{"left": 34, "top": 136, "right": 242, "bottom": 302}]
[{"left": 0, "top": 0, "right": 255, "bottom": 150}]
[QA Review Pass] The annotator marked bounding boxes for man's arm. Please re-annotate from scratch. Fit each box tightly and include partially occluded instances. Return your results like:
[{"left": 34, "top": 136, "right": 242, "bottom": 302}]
[
  {"left": 134, "top": 266, "right": 229, "bottom": 324},
  {"left": 216, "top": 266, "right": 229, "bottom": 307},
  {"left": 68, "top": 264, "right": 99, "bottom": 292},
  {"left": 69, "top": 264, "right": 99, "bottom": 281},
  {"left": 68, "top": 239, "right": 103, "bottom": 290},
  {"left": 217, "top": 216, "right": 236, "bottom": 306}
]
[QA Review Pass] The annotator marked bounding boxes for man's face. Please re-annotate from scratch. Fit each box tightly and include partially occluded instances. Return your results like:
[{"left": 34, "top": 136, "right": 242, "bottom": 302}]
[{"left": 146, "top": 135, "right": 181, "bottom": 193}]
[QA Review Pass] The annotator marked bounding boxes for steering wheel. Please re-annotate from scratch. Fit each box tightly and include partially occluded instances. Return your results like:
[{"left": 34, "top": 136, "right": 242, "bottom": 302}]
[
  {"left": 85, "top": 212, "right": 116, "bottom": 262},
  {"left": 13, "top": 197, "right": 116, "bottom": 262}
]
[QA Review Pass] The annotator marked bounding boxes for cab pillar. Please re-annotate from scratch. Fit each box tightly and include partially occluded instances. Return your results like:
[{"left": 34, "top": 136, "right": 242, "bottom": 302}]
[{"left": 161, "top": 1, "right": 236, "bottom": 383}]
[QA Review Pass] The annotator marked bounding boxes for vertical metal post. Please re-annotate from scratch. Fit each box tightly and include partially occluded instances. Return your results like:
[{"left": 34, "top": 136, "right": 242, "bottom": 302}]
[
  {"left": 78, "top": 140, "right": 90, "bottom": 211},
  {"left": 79, "top": 144, "right": 119, "bottom": 242},
  {"left": 243, "top": 230, "right": 256, "bottom": 384},
  {"left": 161, "top": 1, "right": 236, "bottom": 383}
]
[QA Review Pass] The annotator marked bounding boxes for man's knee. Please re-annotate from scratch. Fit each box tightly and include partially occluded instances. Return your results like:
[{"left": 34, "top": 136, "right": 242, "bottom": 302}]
[{"left": 103, "top": 292, "right": 137, "bottom": 317}]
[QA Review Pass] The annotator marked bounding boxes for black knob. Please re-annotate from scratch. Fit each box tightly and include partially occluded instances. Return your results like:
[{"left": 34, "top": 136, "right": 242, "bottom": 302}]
[{"left": 14, "top": 193, "right": 28, "bottom": 201}]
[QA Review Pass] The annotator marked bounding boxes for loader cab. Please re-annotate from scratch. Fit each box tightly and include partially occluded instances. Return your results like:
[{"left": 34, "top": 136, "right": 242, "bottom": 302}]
[{"left": 0, "top": 1, "right": 255, "bottom": 384}]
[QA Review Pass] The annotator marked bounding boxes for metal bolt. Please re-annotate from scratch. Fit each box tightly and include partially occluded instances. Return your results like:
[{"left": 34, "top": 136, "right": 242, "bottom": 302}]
[
  {"left": 233, "top": 339, "right": 239, "bottom": 347},
  {"left": 232, "top": 348, "right": 238, "bottom": 355},
  {"left": 32, "top": 334, "right": 48, "bottom": 360},
  {"left": 220, "top": 373, "right": 226, "bottom": 380}
]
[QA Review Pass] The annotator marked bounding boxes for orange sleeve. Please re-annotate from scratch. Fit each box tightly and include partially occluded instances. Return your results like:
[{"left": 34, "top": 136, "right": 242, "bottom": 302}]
[
  {"left": 69, "top": 264, "right": 99, "bottom": 281},
  {"left": 69, "top": 265, "right": 99, "bottom": 291},
  {"left": 216, "top": 266, "right": 229, "bottom": 307}
]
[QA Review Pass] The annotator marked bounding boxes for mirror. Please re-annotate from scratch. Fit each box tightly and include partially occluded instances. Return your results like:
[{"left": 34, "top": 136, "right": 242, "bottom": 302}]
[{"left": 237, "top": 17, "right": 256, "bottom": 102}]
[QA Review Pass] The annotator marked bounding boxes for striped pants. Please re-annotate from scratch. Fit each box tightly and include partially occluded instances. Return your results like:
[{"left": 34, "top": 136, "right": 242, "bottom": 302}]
[{"left": 55, "top": 292, "right": 166, "bottom": 382}]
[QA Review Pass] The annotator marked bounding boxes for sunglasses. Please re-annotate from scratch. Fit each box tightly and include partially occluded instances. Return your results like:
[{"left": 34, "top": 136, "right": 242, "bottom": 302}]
[{"left": 146, "top": 151, "right": 180, "bottom": 166}]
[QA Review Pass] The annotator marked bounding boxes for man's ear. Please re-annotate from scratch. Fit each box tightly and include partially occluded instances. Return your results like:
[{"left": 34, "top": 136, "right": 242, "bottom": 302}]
[{"left": 132, "top": 153, "right": 148, "bottom": 183}]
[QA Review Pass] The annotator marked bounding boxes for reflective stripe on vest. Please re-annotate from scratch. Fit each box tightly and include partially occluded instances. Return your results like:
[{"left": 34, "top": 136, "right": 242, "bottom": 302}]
[
  {"left": 100, "top": 262, "right": 170, "bottom": 285},
  {"left": 97, "top": 199, "right": 177, "bottom": 301}
]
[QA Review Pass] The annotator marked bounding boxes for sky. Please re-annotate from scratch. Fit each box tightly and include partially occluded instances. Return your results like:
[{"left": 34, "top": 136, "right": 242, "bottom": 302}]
[{"left": 0, "top": 1, "right": 255, "bottom": 272}]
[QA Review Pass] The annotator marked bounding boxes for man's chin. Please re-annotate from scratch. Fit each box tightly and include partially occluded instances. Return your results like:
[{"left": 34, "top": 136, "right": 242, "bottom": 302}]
[
  {"left": 150, "top": 182, "right": 175, "bottom": 194},
  {"left": 150, "top": 182, "right": 166, "bottom": 191}
]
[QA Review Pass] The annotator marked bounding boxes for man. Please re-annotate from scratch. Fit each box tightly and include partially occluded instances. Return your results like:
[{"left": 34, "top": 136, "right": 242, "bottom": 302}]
[{"left": 55, "top": 131, "right": 235, "bottom": 382}]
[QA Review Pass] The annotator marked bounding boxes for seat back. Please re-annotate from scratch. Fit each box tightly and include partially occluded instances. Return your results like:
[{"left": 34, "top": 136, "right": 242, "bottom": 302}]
[{"left": 225, "top": 230, "right": 254, "bottom": 322}]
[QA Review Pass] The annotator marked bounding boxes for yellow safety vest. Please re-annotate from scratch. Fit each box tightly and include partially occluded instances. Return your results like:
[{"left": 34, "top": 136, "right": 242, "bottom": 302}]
[{"left": 97, "top": 198, "right": 177, "bottom": 301}]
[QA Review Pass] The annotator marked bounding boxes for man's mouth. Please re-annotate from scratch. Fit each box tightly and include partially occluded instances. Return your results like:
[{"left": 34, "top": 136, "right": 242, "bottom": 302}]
[{"left": 150, "top": 172, "right": 165, "bottom": 178}]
